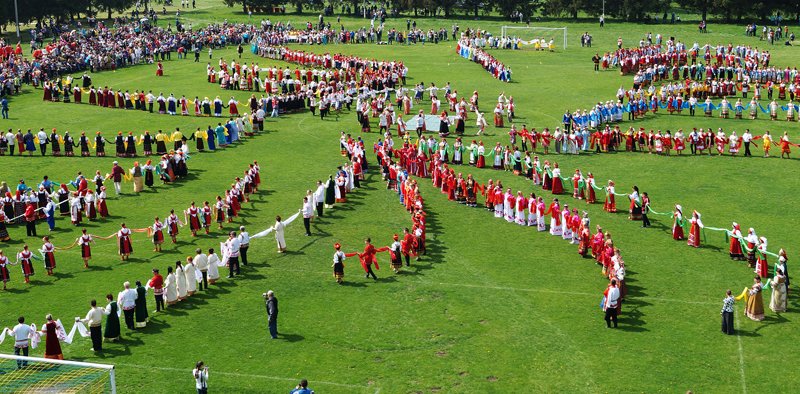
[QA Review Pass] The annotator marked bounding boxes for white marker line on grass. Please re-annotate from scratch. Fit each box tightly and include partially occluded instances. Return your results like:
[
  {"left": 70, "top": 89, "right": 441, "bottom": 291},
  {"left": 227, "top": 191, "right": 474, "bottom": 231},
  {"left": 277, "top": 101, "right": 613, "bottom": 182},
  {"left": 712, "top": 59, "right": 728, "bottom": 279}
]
[
  {"left": 115, "top": 363, "right": 366, "bottom": 389},
  {"left": 734, "top": 308, "right": 748, "bottom": 394},
  {"left": 269, "top": 267, "right": 716, "bottom": 306}
]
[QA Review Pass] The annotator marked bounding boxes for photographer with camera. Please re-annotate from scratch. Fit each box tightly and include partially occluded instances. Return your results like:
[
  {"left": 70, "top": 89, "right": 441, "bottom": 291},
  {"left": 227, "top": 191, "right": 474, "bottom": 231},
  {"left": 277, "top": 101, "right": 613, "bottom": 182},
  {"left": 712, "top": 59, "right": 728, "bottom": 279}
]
[
  {"left": 264, "top": 290, "right": 278, "bottom": 339},
  {"left": 290, "top": 379, "right": 314, "bottom": 394}
]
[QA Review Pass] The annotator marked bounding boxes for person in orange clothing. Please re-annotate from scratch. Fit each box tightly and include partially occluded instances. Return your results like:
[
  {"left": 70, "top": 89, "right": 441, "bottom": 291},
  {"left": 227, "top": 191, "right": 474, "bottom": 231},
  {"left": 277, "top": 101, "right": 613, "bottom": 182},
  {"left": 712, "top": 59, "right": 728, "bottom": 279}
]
[
  {"left": 345, "top": 238, "right": 387, "bottom": 281},
  {"left": 687, "top": 210, "right": 703, "bottom": 248},
  {"left": 603, "top": 180, "right": 616, "bottom": 213},
  {"left": 779, "top": 131, "right": 795, "bottom": 159}
]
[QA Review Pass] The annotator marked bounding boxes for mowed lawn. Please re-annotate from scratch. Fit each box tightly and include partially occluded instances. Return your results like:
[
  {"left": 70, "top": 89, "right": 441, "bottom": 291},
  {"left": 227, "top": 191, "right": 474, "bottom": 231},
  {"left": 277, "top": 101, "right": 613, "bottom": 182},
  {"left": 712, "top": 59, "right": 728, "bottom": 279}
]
[{"left": 1, "top": 4, "right": 800, "bottom": 393}]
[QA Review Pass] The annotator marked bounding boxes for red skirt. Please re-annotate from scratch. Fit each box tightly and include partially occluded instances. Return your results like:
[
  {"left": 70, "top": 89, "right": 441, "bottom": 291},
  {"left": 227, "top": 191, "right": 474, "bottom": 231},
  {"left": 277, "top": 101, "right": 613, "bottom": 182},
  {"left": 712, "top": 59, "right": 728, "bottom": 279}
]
[
  {"left": 190, "top": 216, "right": 201, "bottom": 231},
  {"left": 604, "top": 196, "right": 616, "bottom": 212},
  {"left": 551, "top": 179, "right": 563, "bottom": 195},
  {"left": 22, "top": 260, "right": 34, "bottom": 276},
  {"left": 44, "top": 252, "right": 56, "bottom": 269},
  {"left": 81, "top": 244, "right": 91, "bottom": 258},
  {"left": 673, "top": 225, "right": 684, "bottom": 240},
  {"left": 119, "top": 237, "right": 133, "bottom": 255},
  {"left": 476, "top": 156, "right": 485, "bottom": 168},
  {"left": 97, "top": 201, "right": 108, "bottom": 217},
  {"left": 153, "top": 230, "right": 164, "bottom": 245}
]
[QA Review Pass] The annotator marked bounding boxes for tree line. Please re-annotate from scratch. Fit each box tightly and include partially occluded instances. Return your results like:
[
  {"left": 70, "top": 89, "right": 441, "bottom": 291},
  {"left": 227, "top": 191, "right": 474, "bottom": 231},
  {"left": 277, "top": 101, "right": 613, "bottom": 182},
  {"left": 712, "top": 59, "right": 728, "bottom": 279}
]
[{"left": 1, "top": 0, "right": 798, "bottom": 28}]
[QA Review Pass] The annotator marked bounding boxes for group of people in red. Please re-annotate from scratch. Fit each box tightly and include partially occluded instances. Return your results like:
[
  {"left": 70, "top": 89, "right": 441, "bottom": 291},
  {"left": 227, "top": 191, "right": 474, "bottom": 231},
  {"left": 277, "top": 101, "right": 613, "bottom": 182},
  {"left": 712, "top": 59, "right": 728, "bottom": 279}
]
[
  {"left": 364, "top": 129, "right": 628, "bottom": 327},
  {"left": 335, "top": 136, "right": 426, "bottom": 283}
]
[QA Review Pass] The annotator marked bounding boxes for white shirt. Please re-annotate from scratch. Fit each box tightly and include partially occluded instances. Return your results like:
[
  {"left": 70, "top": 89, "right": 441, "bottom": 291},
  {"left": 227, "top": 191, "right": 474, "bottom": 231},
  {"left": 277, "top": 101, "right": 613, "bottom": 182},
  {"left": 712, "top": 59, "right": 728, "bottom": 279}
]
[
  {"left": 82, "top": 307, "right": 104, "bottom": 327},
  {"left": 238, "top": 232, "right": 250, "bottom": 246},
  {"left": 302, "top": 200, "right": 314, "bottom": 218},
  {"left": 118, "top": 288, "right": 137, "bottom": 310},
  {"left": 227, "top": 237, "right": 241, "bottom": 257},
  {"left": 193, "top": 368, "right": 208, "bottom": 389},
  {"left": 10, "top": 323, "right": 33, "bottom": 347},
  {"left": 37, "top": 131, "right": 48, "bottom": 144},
  {"left": 313, "top": 185, "right": 325, "bottom": 204},
  {"left": 605, "top": 287, "right": 620, "bottom": 309},
  {"left": 193, "top": 253, "right": 209, "bottom": 271}
]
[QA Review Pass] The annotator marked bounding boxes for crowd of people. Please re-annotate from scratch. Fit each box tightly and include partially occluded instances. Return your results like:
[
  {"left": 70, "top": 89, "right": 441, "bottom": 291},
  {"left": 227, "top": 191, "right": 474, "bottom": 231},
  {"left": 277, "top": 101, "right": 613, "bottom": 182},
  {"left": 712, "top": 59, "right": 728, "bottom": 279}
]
[
  {"left": 0, "top": 161, "right": 260, "bottom": 287},
  {"left": 0, "top": 117, "right": 257, "bottom": 158},
  {"left": 360, "top": 132, "right": 626, "bottom": 328},
  {"left": 456, "top": 34, "right": 513, "bottom": 82}
]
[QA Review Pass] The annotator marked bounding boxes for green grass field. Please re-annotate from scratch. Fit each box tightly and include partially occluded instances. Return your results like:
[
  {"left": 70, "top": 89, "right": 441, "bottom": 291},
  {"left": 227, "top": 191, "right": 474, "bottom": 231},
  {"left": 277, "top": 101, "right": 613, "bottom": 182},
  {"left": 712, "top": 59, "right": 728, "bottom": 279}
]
[{"left": 1, "top": 2, "right": 800, "bottom": 393}]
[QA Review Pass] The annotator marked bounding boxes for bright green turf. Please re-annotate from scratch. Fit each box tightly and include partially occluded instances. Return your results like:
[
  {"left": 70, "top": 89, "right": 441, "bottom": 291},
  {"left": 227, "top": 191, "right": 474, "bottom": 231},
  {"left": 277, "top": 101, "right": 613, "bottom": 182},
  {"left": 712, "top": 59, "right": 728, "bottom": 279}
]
[{"left": 1, "top": 3, "right": 800, "bottom": 393}]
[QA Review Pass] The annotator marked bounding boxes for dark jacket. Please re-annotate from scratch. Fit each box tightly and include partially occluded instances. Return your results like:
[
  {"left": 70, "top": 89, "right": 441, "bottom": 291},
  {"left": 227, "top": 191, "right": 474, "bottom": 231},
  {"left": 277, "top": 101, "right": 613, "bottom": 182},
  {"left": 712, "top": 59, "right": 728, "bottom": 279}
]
[{"left": 266, "top": 296, "right": 278, "bottom": 321}]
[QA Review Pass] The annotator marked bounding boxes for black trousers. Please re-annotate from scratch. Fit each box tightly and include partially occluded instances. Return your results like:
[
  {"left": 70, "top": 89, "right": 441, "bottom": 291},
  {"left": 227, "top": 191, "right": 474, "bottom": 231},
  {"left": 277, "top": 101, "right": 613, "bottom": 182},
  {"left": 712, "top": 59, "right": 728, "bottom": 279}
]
[
  {"left": 303, "top": 217, "right": 311, "bottom": 235},
  {"left": 39, "top": 144, "right": 47, "bottom": 156},
  {"left": 604, "top": 308, "right": 618, "bottom": 327},
  {"left": 26, "top": 221, "right": 36, "bottom": 236},
  {"left": 641, "top": 213, "right": 650, "bottom": 227},
  {"left": 240, "top": 246, "right": 248, "bottom": 266},
  {"left": 14, "top": 346, "right": 28, "bottom": 368},
  {"left": 155, "top": 294, "right": 165, "bottom": 311},
  {"left": 721, "top": 311, "right": 734, "bottom": 335},
  {"left": 123, "top": 308, "right": 135, "bottom": 329},
  {"left": 148, "top": 103, "right": 154, "bottom": 113},
  {"left": 90, "top": 325, "right": 103, "bottom": 350},
  {"left": 229, "top": 256, "right": 240, "bottom": 277},
  {"left": 199, "top": 270, "right": 208, "bottom": 290},
  {"left": 744, "top": 141, "right": 752, "bottom": 156},
  {"left": 316, "top": 202, "right": 323, "bottom": 217},
  {"left": 690, "top": 143, "right": 697, "bottom": 154},
  {"left": 365, "top": 265, "right": 377, "bottom": 279}
]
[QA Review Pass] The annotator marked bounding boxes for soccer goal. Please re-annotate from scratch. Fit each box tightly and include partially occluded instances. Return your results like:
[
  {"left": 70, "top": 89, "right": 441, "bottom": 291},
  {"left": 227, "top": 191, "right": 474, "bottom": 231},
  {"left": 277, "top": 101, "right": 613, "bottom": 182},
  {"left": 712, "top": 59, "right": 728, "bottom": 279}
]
[
  {"left": 0, "top": 354, "right": 116, "bottom": 393},
  {"left": 500, "top": 26, "right": 568, "bottom": 49}
]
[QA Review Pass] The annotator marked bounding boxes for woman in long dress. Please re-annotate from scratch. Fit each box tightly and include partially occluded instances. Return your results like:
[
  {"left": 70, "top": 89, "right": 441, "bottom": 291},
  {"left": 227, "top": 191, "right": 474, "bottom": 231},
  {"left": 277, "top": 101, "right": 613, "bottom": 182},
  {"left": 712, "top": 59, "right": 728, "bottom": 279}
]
[
  {"left": 770, "top": 269, "right": 788, "bottom": 313},
  {"left": 687, "top": 210, "right": 703, "bottom": 248},
  {"left": 207, "top": 248, "right": 221, "bottom": 285},
  {"left": 131, "top": 162, "right": 144, "bottom": 192},
  {"left": 184, "top": 258, "right": 197, "bottom": 296},
  {"left": 40, "top": 315, "right": 64, "bottom": 359},
  {"left": 176, "top": 261, "right": 187, "bottom": 301},
  {"left": 0, "top": 211, "right": 9, "bottom": 242},
  {"left": 134, "top": 280, "right": 149, "bottom": 328},
  {"left": 164, "top": 266, "right": 178, "bottom": 305},
  {"left": 743, "top": 276, "right": 765, "bottom": 321},
  {"left": 56, "top": 184, "right": 70, "bottom": 215},
  {"left": 103, "top": 294, "right": 121, "bottom": 342},
  {"left": 274, "top": 216, "right": 286, "bottom": 253}
]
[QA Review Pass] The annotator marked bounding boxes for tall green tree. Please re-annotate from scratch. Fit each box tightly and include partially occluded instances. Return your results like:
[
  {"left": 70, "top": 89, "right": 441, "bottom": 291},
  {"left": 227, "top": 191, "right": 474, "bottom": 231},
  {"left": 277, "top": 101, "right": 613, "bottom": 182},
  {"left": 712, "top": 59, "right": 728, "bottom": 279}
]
[
  {"left": 222, "top": 0, "right": 278, "bottom": 14},
  {"left": 93, "top": 0, "right": 136, "bottom": 19}
]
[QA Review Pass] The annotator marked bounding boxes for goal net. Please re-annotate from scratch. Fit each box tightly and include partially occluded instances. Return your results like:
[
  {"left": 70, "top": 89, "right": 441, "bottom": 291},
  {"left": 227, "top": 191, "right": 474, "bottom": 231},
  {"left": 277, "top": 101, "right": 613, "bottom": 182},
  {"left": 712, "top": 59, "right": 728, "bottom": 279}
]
[
  {"left": 500, "top": 26, "right": 568, "bottom": 50},
  {"left": 0, "top": 354, "right": 116, "bottom": 393}
]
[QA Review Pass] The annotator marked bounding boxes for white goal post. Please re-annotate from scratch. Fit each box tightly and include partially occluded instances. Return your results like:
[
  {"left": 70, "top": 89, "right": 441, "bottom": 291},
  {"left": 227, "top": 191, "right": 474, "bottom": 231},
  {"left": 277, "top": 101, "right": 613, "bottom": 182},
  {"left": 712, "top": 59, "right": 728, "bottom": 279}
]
[
  {"left": 0, "top": 353, "right": 116, "bottom": 393},
  {"left": 500, "top": 26, "right": 568, "bottom": 49}
]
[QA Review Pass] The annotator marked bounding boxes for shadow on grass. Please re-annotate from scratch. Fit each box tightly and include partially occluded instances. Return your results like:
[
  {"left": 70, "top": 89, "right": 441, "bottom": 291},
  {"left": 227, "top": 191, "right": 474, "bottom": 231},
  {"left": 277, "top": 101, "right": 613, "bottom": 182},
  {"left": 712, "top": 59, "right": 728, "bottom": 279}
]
[
  {"left": 52, "top": 272, "right": 75, "bottom": 281},
  {"left": 340, "top": 280, "right": 367, "bottom": 288},
  {"left": 278, "top": 332, "right": 304, "bottom": 342},
  {"left": 754, "top": 313, "right": 790, "bottom": 333}
]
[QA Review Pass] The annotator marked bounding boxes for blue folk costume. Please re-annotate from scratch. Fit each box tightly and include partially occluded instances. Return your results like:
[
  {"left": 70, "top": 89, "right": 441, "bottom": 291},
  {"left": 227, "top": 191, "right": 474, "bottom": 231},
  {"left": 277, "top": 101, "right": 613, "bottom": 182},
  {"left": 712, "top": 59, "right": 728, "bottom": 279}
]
[{"left": 206, "top": 127, "right": 216, "bottom": 151}]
